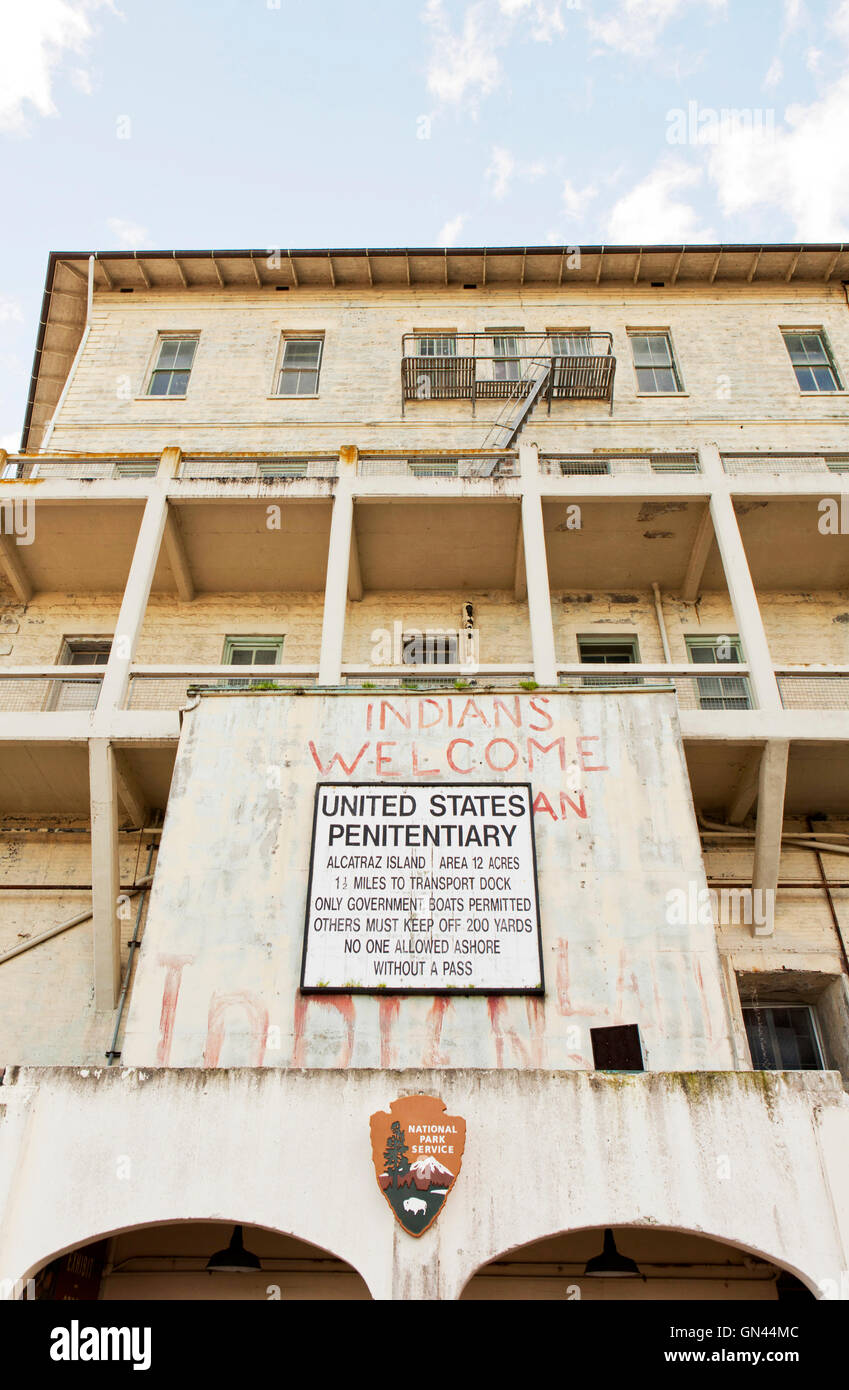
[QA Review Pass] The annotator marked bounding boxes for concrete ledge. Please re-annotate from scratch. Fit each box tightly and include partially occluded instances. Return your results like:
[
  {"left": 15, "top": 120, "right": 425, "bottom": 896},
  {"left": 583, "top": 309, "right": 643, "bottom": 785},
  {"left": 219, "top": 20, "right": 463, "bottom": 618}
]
[{"left": 1, "top": 1067, "right": 846, "bottom": 1299}]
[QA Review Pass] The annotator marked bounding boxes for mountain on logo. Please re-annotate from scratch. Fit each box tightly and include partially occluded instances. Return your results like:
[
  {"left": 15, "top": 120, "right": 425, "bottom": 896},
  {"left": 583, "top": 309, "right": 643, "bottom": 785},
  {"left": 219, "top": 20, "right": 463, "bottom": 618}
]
[
  {"left": 409, "top": 1157, "right": 455, "bottom": 1186},
  {"left": 378, "top": 1156, "right": 455, "bottom": 1193}
]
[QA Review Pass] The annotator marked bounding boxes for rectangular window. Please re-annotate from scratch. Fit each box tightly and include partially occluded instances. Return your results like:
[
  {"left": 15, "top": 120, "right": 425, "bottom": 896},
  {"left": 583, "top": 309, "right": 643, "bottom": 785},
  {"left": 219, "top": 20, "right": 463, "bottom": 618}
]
[
  {"left": 743, "top": 1005, "right": 824, "bottom": 1070},
  {"left": 223, "top": 636, "right": 284, "bottom": 688},
  {"left": 686, "top": 635, "right": 751, "bottom": 710},
  {"left": 578, "top": 635, "right": 641, "bottom": 687},
  {"left": 629, "top": 331, "right": 682, "bottom": 393},
  {"left": 276, "top": 338, "right": 323, "bottom": 396},
  {"left": 415, "top": 334, "right": 457, "bottom": 357},
  {"left": 782, "top": 330, "right": 841, "bottom": 393},
  {"left": 147, "top": 337, "right": 198, "bottom": 397},
  {"left": 549, "top": 331, "right": 592, "bottom": 356},
  {"left": 48, "top": 638, "right": 111, "bottom": 711},
  {"left": 486, "top": 328, "right": 524, "bottom": 382},
  {"left": 591, "top": 1024, "right": 644, "bottom": 1071},
  {"left": 402, "top": 632, "right": 458, "bottom": 665}
]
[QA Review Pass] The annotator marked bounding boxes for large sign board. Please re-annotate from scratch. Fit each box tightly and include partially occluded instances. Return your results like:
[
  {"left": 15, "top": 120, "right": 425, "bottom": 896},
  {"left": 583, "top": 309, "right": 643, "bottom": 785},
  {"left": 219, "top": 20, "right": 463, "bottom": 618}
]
[{"left": 301, "top": 782, "right": 543, "bottom": 994}]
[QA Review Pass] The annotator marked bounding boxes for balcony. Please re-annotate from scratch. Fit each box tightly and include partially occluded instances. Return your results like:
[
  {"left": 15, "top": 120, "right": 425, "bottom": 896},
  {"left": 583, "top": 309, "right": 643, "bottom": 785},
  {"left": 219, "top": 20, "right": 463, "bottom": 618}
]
[
  {"left": 400, "top": 333, "right": 616, "bottom": 411},
  {"left": 357, "top": 452, "right": 517, "bottom": 479},
  {"left": 541, "top": 451, "right": 700, "bottom": 477}
]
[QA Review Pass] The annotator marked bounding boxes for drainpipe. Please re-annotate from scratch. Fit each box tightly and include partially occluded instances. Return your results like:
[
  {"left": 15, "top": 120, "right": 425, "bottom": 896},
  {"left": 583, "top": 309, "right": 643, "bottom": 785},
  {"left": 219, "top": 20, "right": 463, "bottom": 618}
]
[
  {"left": 652, "top": 582, "right": 672, "bottom": 663},
  {"left": 107, "top": 838, "right": 157, "bottom": 1064},
  {"left": 39, "top": 253, "right": 94, "bottom": 454}
]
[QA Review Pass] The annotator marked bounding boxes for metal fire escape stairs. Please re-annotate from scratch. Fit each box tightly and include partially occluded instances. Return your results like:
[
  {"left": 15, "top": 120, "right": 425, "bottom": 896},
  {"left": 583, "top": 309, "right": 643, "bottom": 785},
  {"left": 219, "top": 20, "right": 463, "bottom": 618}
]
[{"left": 480, "top": 351, "right": 553, "bottom": 454}]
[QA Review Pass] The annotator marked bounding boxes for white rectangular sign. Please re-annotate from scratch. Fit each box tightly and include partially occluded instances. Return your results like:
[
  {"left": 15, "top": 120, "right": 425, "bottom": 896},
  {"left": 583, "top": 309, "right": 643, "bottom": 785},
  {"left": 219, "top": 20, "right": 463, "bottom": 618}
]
[{"left": 301, "top": 782, "right": 543, "bottom": 993}]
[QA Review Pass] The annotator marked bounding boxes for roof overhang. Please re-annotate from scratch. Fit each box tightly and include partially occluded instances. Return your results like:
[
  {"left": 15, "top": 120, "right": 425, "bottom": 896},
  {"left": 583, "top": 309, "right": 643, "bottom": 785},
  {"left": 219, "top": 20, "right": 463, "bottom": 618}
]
[{"left": 21, "top": 243, "right": 849, "bottom": 452}]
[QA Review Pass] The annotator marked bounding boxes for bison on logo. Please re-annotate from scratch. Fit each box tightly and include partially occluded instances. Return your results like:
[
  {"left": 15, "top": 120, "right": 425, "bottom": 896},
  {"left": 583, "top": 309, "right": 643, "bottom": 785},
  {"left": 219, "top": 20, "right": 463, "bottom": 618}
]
[{"left": 369, "top": 1094, "right": 466, "bottom": 1236}]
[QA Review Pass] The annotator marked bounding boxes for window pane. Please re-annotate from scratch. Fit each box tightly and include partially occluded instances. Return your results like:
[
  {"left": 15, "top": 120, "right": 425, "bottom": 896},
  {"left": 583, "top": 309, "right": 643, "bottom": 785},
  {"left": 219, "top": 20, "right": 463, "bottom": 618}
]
[
  {"left": 653, "top": 367, "right": 676, "bottom": 391},
  {"left": 799, "top": 334, "right": 827, "bottom": 362},
  {"left": 229, "top": 649, "right": 254, "bottom": 665},
  {"left": 156, "top": 340, "right": 179, "bottom": 368},
  {"left": 174, "top": 339, "right": 197, "bottom": 369},
  {"left": 630, "top": 336, "right": 653, "bottom": 365},
  {"left": 168, "top": 371, "right": 189, "bottom": 395},
  {"left": 284, "top": 340, "right": 321, "bottom": 366},
  {"left": 812, "top": 366, "right": 837, "bottom": 391},
  {"left": 252, "top": 648, "right": 280, "bottom": 665},
  {"left": 783, "top": 333, "right": 803, "bottom": 359},
  {"left": 794, "top": 366, "right": 816, "bottom": 391},
  {"left": 148, "top": 372, "right": 170, "bottom": 395},
  {"left": 744, "top": 1006, "right": 822, "bottom": 1070}
]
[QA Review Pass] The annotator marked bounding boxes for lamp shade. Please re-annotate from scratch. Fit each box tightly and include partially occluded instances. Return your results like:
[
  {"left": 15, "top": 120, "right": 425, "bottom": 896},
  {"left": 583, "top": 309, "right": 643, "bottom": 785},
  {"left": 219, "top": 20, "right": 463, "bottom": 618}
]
[
  {"left": 583, "top": 1228, "right": 640, "bottom": 1278},
  {"left": 206, "top": 1225, "right": 262, "bottom": 1274}
]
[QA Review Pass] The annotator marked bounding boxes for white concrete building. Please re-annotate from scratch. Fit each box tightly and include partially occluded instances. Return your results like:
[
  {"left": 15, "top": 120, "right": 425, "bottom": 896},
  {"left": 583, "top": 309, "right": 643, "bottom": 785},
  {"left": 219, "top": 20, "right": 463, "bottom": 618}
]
[{"left": 0, "top": 244, "right": 847, "bottom": 1300}]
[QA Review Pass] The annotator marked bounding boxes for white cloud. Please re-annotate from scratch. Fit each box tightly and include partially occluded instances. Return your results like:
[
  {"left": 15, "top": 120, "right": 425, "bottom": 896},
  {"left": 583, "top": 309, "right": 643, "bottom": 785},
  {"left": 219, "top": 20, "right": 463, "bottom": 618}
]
[
  {"left": 422, "top": 0, "right": 503, "bottom": 107},
  {"left": 486, "top": 146, "right": 516, "bottom": 198},
  {"left": 485, "top": 145, "right": 547, "bottom": 198},
  {"left": 705, "top": 65, "right": 849, "bottom": 238},
  {"left": 0, "top": 1, "right": 112, "bottom": 133},
  {"left": 438, "top": 213, "right": 468, "bottom": 245},
  {"left": 1, "top": 430, "right": 21, "bottom": 454},
  {"left": 70, "top": 66, "right": 93, "bottom": 94},
  {"left": 0, "top": 296, "right": 24, "bottom": 324},
  {"left": 763, "top": 57, "right": 783, "bottom": 89},
  {"left": 421, "top": 0, "right": 569, "bottom": 110},
  {"left": 107, "top": 217, "right": 151, "bottom": 249},
  {"left": 562, "top": 178, "right": 597, "bottom": 220},
  {"left": 498, "top": 0, "right": 565, "bottom": 42},
  {"left": 781, "top": 0, "right": 805, "bottom": 37},
  {"left": 588, "top": 0, "right": 726, "bottom": 57},
  {"left": 805, "top": 46, "right": 822, "bottom": 72},
  {"left": 830, "top": 0, "right": 849, "bottom": 44},
  {"left": 606, "top": 158, "right": 714, "bottom": 241}
]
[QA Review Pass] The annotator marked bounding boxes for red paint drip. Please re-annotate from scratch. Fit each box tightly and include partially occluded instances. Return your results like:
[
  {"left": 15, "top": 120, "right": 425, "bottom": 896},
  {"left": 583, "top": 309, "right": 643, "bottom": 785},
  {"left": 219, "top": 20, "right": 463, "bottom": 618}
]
[
  {"left": 379, "top": 996, "right": 400, "bottom": 1067},
  {"left": 424, "top": 995, "right": 451, "bottom": 1066}
]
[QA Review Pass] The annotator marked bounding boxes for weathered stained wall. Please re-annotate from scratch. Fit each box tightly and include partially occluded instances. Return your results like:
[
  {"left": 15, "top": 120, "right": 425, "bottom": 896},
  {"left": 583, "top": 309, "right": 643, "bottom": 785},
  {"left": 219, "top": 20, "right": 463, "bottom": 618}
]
[
  {"left": 120, "top": 688, "right": 737, "bottom": 1070},
  {"left": 1, "top": 1067, "right": 846, "bottom": 1300},
  {"left": 3, "top": 589, "right": 847, "bottom": 669},
  {"left": 46, "top": 283, "right": 849, "bottom": 455}
]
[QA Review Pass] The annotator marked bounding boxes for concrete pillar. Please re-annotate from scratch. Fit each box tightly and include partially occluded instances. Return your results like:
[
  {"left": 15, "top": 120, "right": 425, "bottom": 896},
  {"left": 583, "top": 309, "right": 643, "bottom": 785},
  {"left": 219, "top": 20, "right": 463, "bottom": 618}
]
[
  {"left": 519, "top": 444, "right": 557, "bottom": 686},
  {"left": 89, "top": 739, "right": 121, "bottom": 1010},
  {"left": 95, "top": 490, "right": 169, "bottom": 716},
  {"left": 708, "top": 489, "right": 782, "bottom": 712},
  {"left": 318, "top": 483, "right": 354, "bottom": 685}
]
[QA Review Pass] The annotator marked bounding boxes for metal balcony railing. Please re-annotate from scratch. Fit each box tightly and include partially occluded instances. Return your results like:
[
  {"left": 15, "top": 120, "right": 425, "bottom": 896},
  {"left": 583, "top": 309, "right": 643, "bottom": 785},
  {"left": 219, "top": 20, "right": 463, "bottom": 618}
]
[
  {"left": 722, "top": 452, "right": 849, "bottom": 476},
  {"left": 5, "top": 457, "right": 158, "bottom": 480},
  {"left": 0, "top": 670, "right": 104, "bottom": 711},
  {"left": 557, "top": 664, "right": 753, "bottom": 711},
  {"left": 124, "top": 667, "right": 319, "bottom": 708},
  {"left": 776, "top": 670, "right": 849, "bottom": 709},
  {"left": 401, "top": 333, "right": 615, "bottom": 413},
  {"left": 540, "top": 452, "right": 700, "bottom": 476},
  {"left": 177, "top": 455, "right": 338, "bottom": 481},
  {"left": 357, "top": 452, "right": 518, "bottom": 478}
]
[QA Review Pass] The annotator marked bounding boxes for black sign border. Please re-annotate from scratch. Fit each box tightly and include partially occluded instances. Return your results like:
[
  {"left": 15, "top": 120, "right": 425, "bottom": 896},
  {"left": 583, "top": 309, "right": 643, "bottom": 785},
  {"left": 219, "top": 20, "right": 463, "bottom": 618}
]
[{"left": 300, "top": 780, "right": 545, "bottom": 997}]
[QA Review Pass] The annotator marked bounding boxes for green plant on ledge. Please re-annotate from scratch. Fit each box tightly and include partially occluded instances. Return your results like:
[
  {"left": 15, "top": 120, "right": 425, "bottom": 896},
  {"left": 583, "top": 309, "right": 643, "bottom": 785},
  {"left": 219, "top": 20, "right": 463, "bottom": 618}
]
[{"left": 519, "top": 679, "right": 539, "bottom": 691}]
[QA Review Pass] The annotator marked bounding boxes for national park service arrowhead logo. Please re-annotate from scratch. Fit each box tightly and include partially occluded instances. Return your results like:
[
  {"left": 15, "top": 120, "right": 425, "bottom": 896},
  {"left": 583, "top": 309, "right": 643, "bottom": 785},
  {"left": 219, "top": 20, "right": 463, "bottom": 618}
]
[{"left": 370, "top": 1095, "right": 466, "bottom": 1237}]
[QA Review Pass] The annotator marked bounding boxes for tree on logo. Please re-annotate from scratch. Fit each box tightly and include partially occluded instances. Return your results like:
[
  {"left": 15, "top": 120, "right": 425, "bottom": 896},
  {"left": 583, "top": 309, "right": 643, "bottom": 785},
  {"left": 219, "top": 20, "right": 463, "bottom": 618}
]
[{"left": 383, "top": 1121, "right": 410, "bottom": 1188}]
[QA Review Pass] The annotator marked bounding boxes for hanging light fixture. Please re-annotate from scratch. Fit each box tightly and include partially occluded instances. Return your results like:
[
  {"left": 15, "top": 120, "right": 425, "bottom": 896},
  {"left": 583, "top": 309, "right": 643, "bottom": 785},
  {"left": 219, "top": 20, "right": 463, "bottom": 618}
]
[
  {"left": 583, "top": 1228, "right": 640, "bottom": 1278},
  {"left": 206, "top": 1225, "right": 262, "bottom": 1274}
]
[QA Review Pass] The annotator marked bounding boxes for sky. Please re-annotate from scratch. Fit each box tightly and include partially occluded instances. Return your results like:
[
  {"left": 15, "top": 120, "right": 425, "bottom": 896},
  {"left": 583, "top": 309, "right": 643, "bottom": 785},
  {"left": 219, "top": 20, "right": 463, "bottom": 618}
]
[{"left": 1, "top": 0, "right": 849, "bottom": 448}]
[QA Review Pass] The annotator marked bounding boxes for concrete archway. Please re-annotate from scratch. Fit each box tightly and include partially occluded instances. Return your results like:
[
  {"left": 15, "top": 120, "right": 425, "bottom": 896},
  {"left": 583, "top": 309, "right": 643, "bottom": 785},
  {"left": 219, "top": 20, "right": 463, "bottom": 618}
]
[
  {"left": 24, "top": 1220, "right": 372, "bottom": 1301},
  {"left": 460, "top": 1225, "right": 819, "bottom": 1301}
]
